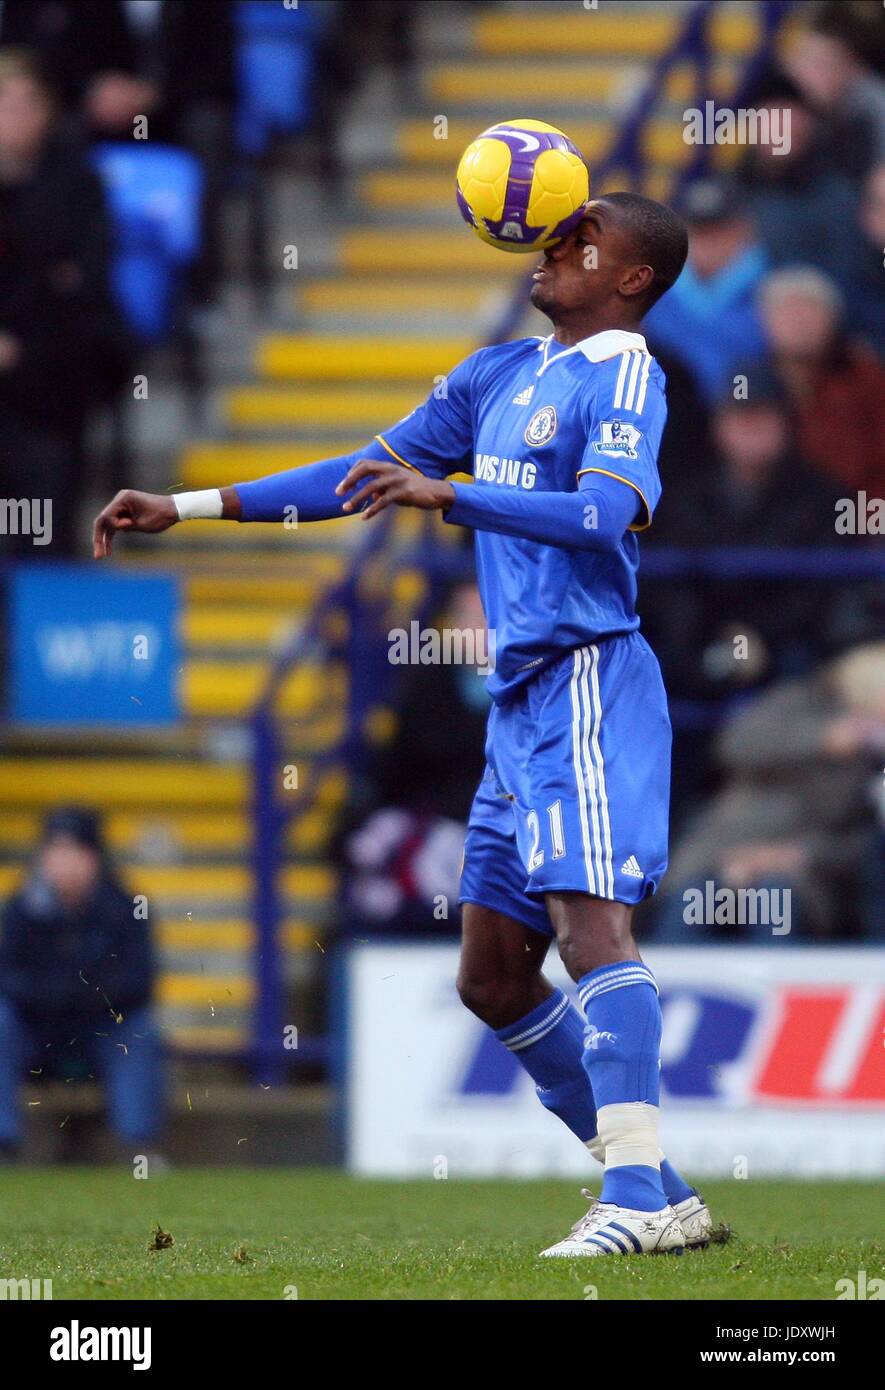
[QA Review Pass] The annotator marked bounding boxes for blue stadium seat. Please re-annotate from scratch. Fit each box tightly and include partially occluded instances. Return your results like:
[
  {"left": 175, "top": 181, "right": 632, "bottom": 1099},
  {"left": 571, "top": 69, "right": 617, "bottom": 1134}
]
[
  {"left": 234, "top": 0, "right": 325, "bottom": 156},
  {"left": 92, "top": 143, "right": 205, "bottom": 343}
]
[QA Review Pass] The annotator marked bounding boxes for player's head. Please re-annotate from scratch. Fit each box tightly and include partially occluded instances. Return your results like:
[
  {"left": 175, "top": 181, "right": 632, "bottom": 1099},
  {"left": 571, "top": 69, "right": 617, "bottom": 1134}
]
[{"left": 530, "top": 192, "right": 688, "bottom": 327}]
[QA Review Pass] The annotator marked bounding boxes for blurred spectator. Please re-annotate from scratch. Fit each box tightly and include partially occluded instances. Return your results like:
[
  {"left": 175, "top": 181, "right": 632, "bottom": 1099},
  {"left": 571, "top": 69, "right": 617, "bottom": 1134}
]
[
  {"left": 0, "top": 49, "right": 130, "bottom": 556},
  {"left": 365, "top": 581, "right": 490, "bottom": 821},
  {"left": 0, "top": 2, "right": 234, "bottom": 145},
  {"left": 320, "top": 1, "right": 419, "bottom": 112},
  {"left": 0, "top": 2, "right": 235, "bottom": 309},
  {"left": 737, "top": 83, "right": 868, "bottom": 297},
  {"left": 844, "top": 162, "right": 885, "bottom": 357},
  {"left": 647, "top": 360, "right": 839, "bottom": 703},
  {"left": 643, "top": 178, "right": 768, "bottom": 405},
  {"left": 652, "top": 641, "right": 885, "bottom": 941},
  {"left": 780, "top": 21, "right": 885, "bottom": 181},
  {"left": 813, "top": 0, "right": 885, "bottom": 76},
  {"left": 759, "top": 266, "right": 885, "bottom": 497},
  {"left": 335, "top": 581, "right": 489, "bottom": 937},
  {"left": 0, "top": 2, "right": 137, "bottom": 118},
  {"left": 641, "top": 338, "right": 710, "bottom": 485},
  {"left": 0, "top": 808, "right": 163, "bottom": 1158}
]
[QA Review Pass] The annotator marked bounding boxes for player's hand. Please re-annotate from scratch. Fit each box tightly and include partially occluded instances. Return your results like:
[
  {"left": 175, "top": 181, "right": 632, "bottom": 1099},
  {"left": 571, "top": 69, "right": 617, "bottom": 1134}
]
[
  {"left": 93, "top": 490, "right": 178, "bottom": 558},
  {"left": 335, "top": 459, "right": 454, "bottom": 519}
]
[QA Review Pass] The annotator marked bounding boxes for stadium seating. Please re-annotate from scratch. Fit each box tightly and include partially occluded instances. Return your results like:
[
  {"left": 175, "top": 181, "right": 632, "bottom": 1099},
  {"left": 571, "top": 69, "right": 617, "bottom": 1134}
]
[
  {"left": 234, "top": 0, "right": 326, "bottom": 156},
  {"left": 92, "top": 143, "right": 204, "bottom": 343}
]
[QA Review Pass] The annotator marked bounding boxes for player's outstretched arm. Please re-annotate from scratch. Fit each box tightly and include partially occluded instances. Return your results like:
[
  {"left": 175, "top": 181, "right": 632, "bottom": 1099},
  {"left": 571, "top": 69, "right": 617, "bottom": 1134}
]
[
  {"left": 92, "top": 441, "right": 406, "bottom": 558},
  {"left": 439, "top": 473, "right": 645, "bottom": 551},
  {"left": 92, "top": 486, "right": 241, "bottom": 557}
]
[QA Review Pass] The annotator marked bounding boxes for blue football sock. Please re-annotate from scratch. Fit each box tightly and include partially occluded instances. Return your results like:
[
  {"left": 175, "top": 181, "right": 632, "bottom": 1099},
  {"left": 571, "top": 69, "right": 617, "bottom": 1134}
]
[
  {"left": 494, "top": 983, "right": 695, "bottom": 1203},
  {"left": 578, "top": 961, "right": 667, "bottom": 1212},
  {"left": 660, "top": 1157, "right": 695, "bottom": 1205},
  {"left": 495, "top": 989, "right": 597, "bottom": 1141}
]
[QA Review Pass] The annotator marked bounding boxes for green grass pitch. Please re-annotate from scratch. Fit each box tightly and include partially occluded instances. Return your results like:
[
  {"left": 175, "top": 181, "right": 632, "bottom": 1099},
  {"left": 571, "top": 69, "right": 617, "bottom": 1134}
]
[{"left": 1, "top": 1169, "right": 881, "bottom": 1300}]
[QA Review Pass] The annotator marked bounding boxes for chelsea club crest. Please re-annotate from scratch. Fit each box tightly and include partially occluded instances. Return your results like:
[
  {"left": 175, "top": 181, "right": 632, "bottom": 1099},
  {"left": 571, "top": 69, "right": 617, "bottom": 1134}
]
[{"left": 524, "top": 405, "right": 558, "bottom": 447}]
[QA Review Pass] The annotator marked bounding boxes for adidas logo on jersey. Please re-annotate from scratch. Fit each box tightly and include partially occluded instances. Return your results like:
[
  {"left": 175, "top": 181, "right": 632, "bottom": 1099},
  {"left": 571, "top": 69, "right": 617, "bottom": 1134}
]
[
  {"left": 512, "top": 385, "right": 534, "bottom": 406},
  {"left": 621, "top": 855, "right": 643, "bottom": 879}
]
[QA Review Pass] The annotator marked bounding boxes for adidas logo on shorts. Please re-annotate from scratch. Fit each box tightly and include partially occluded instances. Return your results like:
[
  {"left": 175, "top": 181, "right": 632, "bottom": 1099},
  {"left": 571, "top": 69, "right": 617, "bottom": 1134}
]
[{"left": 620, "top": 855, "right": 643, "bottom": 879}]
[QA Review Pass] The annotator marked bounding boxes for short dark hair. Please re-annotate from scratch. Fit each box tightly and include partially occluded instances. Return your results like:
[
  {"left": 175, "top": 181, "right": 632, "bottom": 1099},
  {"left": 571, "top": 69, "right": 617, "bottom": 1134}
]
[{"left": 600, "top": 192, "right": 689, "bottom": 310}]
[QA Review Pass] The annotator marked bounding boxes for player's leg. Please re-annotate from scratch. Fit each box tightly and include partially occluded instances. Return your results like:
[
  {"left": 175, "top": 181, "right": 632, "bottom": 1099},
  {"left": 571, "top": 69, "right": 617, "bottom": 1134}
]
[
  {"left": 458, "top": 768, "right": 599, "bottom": 1144},
  {"left": 499, "top": 639, "right": 706, "bottom": 1254},
  {"left": 547, "top": 892, "right": 675, "bottom": 1223},
  {"left": 459, "top": 773, "right": 700, "bottom": 1194},
  {"left": 535, "top": 891, "right": 689, "bottom": 1256},
  {"left": 457, "top": 902, "right": 549, "bottom": 1027},
  {"left": 458, "top": 902, "right": 600, "bottom": 1143}
]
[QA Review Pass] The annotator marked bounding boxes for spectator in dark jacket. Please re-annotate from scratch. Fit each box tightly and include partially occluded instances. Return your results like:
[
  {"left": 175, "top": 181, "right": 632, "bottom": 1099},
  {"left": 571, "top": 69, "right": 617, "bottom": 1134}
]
[
  {"left": 0, "top": 49, "right": 130, "bottom": 555},
  {"left": 643, "top": 179, "right": 769, "bottom": 405},
  {"left": 0, "top": 2, "right": 235, "bottom": 308},
  {"left": 651, "top": 640, "right": 885, "bottom": 941},
  {"left": 647, "top": 360, "right": 841, "bottom": 703},
  {"left": 844, "top": 162, "right": 885, "bottom": 359},
  {"left": 738, "top": 83, "right": 868, "bottom": 300},
  {"left": 781, "top": 23, "right": 885, "bottom": 182},
  {"left": 0, "top": 1, "right": 234, "bottom": 143},
  {"left": 0, "top": 808, "right": 163, "bottom": 1157}
]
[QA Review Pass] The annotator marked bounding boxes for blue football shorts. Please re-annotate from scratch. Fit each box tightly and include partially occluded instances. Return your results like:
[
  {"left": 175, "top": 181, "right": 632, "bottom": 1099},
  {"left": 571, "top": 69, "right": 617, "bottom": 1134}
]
[{"left": 460, "top": 633, "right": 672, "bottom": 936}]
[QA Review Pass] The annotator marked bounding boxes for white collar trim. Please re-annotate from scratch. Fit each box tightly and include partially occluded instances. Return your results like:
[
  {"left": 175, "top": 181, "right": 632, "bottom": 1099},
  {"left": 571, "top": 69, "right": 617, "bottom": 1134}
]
[
  {"left": 534, "top": 329, "right": 647, "bottom": 376},
  {"left": 577, "top": 330, "right": 648, "bottom": 362}
]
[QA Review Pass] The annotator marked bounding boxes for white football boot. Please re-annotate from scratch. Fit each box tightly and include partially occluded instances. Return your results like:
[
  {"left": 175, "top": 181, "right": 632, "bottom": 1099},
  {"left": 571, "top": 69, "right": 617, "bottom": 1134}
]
[
  {"left": 671, "top": 1190, "right": 714, "bottom": 1248},
  {"left": 539, "top": 1189, "right": 685, "bottom": 1258}
]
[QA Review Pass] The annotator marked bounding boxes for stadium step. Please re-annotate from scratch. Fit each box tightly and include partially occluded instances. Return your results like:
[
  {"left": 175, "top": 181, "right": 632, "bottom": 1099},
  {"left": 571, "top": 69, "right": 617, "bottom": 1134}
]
[
  {"left": 0, "top": 757, "right": 246, "bottom": 808},
  {"left": 183, "top": 606, "right": 304, "bottom": 651},
  {"left": 257, "top": 335, "right": 472, "bottom": 381},
  {"left": 338, "top": 228, "right": 528, "bottom": 275},
  {"left": 0, "top": 810, "right": 340, "bottom": 861},
  {"left": 0, "top": 861, "right": 336, "bottom": 908},
  {"left": 298, "top": 278, "right": 499, "bottom": 316},
  {"left": 159, "top": 917, "right": 318, "bottom": 954},
  {"left": 224, "top": 383, "right": 428, "bottom": 430},
  {"left": 469, "top": 7, "right": 758, "bottom": 57},
  {"left": 422, "top": 59, "right": 739, "bottom": 107},
  {"left": 179, "top": 441, "right": 364, "bottom": 487},
  {"left": 184, "top": 658, "right": 346, "bottom": 720},
  {"left": 393, "top": 119, "right": 740, "bottom": 173}
]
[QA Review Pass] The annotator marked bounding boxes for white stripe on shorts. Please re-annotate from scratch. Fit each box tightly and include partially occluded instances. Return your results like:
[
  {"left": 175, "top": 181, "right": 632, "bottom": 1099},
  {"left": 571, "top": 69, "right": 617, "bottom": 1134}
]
[{"left": 570, "top": 650, "right": 597, "bottom": 894}]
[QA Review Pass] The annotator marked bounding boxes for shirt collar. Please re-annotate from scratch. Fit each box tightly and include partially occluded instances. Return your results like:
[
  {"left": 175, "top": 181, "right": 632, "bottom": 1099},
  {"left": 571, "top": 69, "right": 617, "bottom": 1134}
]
[{"left": 576, "top": 329, "right": 648, "bottom": 362}]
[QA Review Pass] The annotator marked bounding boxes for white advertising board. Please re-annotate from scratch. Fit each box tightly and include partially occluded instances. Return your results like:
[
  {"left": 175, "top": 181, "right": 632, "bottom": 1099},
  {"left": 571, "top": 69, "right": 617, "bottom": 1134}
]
[{"left": 346, "top": 944, "right": 885, "bottom": 1178}]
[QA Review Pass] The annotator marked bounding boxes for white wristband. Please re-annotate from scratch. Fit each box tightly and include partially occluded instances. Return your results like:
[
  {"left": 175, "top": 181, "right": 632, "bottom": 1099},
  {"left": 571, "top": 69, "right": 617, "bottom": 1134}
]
[{"left": 173, "top": 488, "right": 224, "bottom": 521}]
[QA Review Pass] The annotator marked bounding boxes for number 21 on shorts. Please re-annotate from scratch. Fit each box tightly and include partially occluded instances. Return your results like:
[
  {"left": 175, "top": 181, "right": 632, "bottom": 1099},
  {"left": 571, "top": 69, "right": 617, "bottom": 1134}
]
[{"left": 526, "top": 800, "right": 566, "bottom": 869}]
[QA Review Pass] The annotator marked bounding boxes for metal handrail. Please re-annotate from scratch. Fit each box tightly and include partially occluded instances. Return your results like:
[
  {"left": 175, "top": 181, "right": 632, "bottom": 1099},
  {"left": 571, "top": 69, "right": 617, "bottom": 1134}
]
[{"left": 489, "top": 0, "right": 794, "bottom": 347}]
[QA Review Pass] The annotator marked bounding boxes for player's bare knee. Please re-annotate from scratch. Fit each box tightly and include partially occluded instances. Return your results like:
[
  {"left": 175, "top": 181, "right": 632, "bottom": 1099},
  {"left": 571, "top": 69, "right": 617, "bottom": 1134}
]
[
  {"left": 547, "top": 894, "right": 636, "bottom": 981},
  {"left": 555, "top": 923, "right": 628, "bottom": 977},
  {"left": 456, "top": 969, "right": 499, "bottom": 1021},
  {"left": 456, "top": 971, "right": 526, "bottom": 1028}
]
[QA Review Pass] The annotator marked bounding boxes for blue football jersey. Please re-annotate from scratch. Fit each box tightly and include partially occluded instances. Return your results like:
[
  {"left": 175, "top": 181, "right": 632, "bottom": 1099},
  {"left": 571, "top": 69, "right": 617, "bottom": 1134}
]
[{"left": 376, "top": 329, "right": 667, "bottom": 704}]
